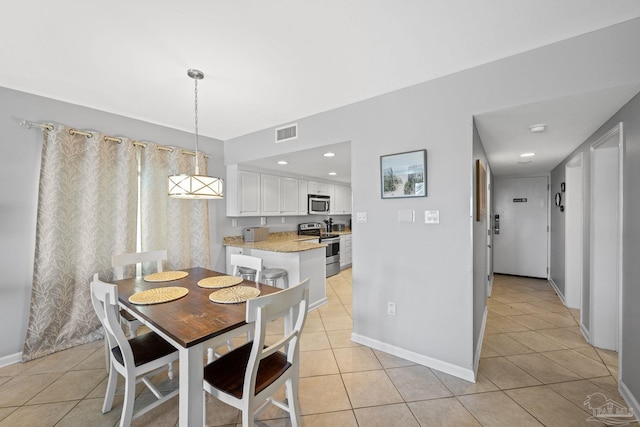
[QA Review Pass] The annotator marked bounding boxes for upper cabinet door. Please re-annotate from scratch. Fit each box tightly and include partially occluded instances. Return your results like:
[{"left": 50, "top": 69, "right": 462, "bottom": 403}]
[
  {"left": 280, "top": 177, "right": 299, "bottom": 215},
  {"left": 260, "top": 174, "right": 281, "bottom": 216},
  {"left": 298, "top": 180, "right": 308, "bottom": 215},
  {"left": 238, "top": 171, "right": 261, "bottom": 216},
  {"left": 226, "top": 165, "right": 261, "bottom": 216},
  {"left": 333, "top": 185, "right": 352, "bottom": 214},
  {"left": 308, "top": 181, "right": 329, "bottom": 195}
]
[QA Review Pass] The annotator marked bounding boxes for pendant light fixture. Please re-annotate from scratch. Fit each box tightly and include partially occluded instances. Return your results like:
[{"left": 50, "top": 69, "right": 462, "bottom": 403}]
[{"left": 168, "top": 69, "right": 224, "bottom": 199}]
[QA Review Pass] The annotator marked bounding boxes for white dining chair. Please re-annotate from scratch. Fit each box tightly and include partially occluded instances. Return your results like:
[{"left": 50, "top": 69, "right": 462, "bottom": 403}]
[
  {"left": 90, "top": 274, "right": 179, "bottom": 427},
  {"left": 111, "top": 250, "right": 174, "bottom": 379},
  {"left": 112, "top": 249, "right": 167, "bottom": 337},
  {"left": 203, "top": 278, "right": 310, "bottom": 427},
  {"left": 206, "top": 253, "right": 265, "bottom": 363},
  {"left": 230, "top": 253, "right": 263, "bottom": 284}
]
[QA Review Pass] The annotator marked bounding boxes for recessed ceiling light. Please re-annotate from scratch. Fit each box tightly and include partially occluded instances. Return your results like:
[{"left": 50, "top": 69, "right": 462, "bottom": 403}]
[
  {"left": 520, "top": 152, "right": 536, "bottom": 157},
  {"left": 323, "top": 152, "right": 335, "bottom": 157},
  {"left": 529, "top": 123, "right": 546, "bottom": 133},
  {"left": 328, "top": 172, "right": 337, "bottom": 176},
  {"left": 518, "top": 160, "right": 533, "bottom": 164},
  {"left": 277, "top": 160, "right": 288, "bottom": 165}
]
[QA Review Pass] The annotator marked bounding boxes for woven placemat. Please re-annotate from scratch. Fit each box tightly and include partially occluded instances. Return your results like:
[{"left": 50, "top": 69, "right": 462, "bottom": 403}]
[
  {"left": 143, "top": 271, "right": 188, "bottom": 282},
  {"left": 209, "top": 286, "right": 261, "bottom": 304},
  {"left": 129, "top": 286, "right": 189, "bottom": 305},
  {"left": 198, "top": 275, "right": 243, "bottom": 289}
]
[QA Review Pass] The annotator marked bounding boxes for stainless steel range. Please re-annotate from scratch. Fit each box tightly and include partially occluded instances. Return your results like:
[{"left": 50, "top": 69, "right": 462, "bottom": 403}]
[{"left": 298, "top": 222, "right": 340, "bottom": 277}]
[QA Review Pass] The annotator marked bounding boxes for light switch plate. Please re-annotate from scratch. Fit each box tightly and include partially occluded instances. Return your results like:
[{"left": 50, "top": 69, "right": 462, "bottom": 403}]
[
  {"left": 356, "top": 212, "right": 367, "bottom": 223},
  {"left": 425, "top": 210, "right": 440, "bottom": 224},
  {"left": 398, "top": 210, "right": 415, "bottom": 223}
]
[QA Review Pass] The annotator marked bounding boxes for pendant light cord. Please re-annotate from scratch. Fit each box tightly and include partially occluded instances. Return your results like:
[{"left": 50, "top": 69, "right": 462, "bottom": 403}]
[{"left": 194, "top": 77, "right": 200, "bottom": 175}]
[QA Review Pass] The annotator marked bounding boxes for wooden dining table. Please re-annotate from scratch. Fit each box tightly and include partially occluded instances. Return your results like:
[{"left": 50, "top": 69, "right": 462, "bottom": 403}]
[{"left": 115, "top": 266, "right": 281, "bottom": 427}]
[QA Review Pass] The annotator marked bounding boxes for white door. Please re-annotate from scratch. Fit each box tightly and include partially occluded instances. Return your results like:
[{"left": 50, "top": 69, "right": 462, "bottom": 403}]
[{"left": 494, "top": 176, "right": 548, "bottom": 278}]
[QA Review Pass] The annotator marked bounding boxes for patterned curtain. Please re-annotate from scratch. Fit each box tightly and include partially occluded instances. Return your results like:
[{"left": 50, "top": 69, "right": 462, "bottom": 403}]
[
  {"left": 23, "top": 125, "right": 212, "bottom": 361},
  {"left": 140, "top": 142, "right": 211, "bottom": 273},
  {"left": 23, "top": 125, "right": 137, "bottom": 360}
]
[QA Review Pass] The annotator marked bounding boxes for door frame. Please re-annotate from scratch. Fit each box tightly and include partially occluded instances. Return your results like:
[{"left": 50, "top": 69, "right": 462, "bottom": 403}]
[
  {"left": 564, "top": 152, "right": 584, "bottom": 310},
  {"left": 589, "top": 122, "right": 624, "bottom": 374},
  {"left": 486, "top": 163, "right": 493, "bottom": 296}
]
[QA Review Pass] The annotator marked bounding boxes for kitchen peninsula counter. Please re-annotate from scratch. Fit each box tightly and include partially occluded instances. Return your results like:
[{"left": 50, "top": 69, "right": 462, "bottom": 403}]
[
  {"left": 223, "top": 230, "right": 349, "bottom": 310},
  {"left": 223, "top": 231, "right": 323, "bottom": 253}
]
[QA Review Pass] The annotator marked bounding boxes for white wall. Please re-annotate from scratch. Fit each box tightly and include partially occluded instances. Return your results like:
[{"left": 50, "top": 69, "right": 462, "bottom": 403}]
[
  {"left": 0, "top": 87, "right": 225, "bottom": 362},
  {"left": 226, "top": 18, "right": 640, "bottom": 379}
]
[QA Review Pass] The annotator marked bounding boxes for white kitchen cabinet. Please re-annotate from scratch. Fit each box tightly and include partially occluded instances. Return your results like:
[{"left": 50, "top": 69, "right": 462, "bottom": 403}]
[
  {"left": 261, "top": 174, "right": 300, "bottom": 216},
  {"left": 340, "top": 234, "right": 352, "bottom": 268},
  {"left": 227, "top": 165, "right": 261, "bottom": 216},
  {"left": 332, "top": 185, "right": 352, "bottom": 214},
  {"left": 260, "top": 174, "right": 281, "bottom": 216},
  {"left": 308, "top": 181, "right": 329, "bottom": 195},
  {"left": 280, "top": 177, "right": 299, "bottom": 215},
  {"left": 298, "top": 179, "right": 308, "bottom": 215}
]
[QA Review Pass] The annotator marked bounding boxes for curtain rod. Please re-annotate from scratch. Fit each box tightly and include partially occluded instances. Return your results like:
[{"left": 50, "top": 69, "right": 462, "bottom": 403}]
[{"left": 20, "top": 120, "right": 209, "bottom": 158}]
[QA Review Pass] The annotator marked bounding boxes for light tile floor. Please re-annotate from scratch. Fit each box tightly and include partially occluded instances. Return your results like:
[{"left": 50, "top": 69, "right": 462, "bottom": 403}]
[{"left": 1, "top": 271, "right": 637, "bottom": 426}]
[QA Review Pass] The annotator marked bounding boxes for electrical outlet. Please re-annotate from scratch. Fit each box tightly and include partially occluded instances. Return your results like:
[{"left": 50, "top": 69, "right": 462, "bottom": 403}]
[
  {"left": 231, "top": 218, "right": 238, "bottom": 227},
  {"left": 387, "top": 302, "right": 396, "bottom": 316}
]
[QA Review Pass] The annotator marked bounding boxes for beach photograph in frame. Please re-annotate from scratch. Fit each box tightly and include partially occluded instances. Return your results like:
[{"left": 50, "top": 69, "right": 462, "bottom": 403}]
[{"left": 380, "top": 149, "right": 427, "bottom": 199}]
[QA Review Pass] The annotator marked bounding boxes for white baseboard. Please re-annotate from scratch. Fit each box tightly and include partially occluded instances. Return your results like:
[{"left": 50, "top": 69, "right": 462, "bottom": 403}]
[
  {"left": 309, "top": 297, "right": 328, "bottom": 311},
  {"left": 619, "top": 380, "right": 640, "bottom": 423},
  {"left": 473, "top": 307, "right": 488, "bottom": 377},
  {"left": 580, "top": 323, "right": 591, "bottom": 343},
  {"left": 351, "top": 333, "right": 476, "bottom": 383},
  {"left": 0, "top": 352, "right": 22, "bottom": 368},
  {"left": 548, "top": 278, "right": 567, "bottom": 306}
]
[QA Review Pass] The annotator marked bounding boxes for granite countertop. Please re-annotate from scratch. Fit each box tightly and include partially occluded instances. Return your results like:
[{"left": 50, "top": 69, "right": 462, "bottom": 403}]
[{"left": 223, "top": 230, "right": 351, "bottom": 253}]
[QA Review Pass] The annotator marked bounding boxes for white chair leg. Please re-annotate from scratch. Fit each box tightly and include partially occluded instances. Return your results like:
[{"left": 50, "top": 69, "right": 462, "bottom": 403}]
[
  {"left": 120, "top": 374, "right": 136, "bottom": 427},
  {"left": 286, "top": 377, "right": 301, "bottom": 427},
  {"left": 102, "top": 362, "right": 118, "bottom": 413},
  {"left": 242, "top": 403, "right": 253, "bottom": 427},
  {"left": 202, "top": 391, "right": 207, "bottom": 424}
]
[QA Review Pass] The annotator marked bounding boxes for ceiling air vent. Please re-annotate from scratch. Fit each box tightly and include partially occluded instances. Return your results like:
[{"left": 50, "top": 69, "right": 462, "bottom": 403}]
[{"left": 275, "top": 123, "right": 298, "bottom": 143}]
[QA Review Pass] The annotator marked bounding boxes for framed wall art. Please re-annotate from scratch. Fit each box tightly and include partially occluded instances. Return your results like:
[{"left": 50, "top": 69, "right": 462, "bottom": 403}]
[{"left": 380, "top": 149, "right": 427, "bottom": 199}]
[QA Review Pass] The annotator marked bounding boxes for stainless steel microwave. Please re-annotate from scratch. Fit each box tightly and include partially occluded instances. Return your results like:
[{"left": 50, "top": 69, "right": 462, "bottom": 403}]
[{"left": 308, "top": 195, "right": 330, "bottom": 214}]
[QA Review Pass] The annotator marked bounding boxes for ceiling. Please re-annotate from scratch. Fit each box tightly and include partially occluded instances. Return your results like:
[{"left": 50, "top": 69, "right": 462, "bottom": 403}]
[
  {"left": 475, "top": 85, "right": 640, "bottom": 177},
  {"left": 3, "top": 1, "right": 640, "bottom": 179},
  {"left": 243, "top": 141, "right": 352, "bottom": 184}
]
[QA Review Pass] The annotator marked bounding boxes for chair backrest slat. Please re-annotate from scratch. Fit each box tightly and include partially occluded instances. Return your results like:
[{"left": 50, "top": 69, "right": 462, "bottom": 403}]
[
  {"left": 230, "top": 254, "right": 263, "bottom": 283},
  {"left": 112, "top": 249, "right": 167, "bottom": 280}
]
